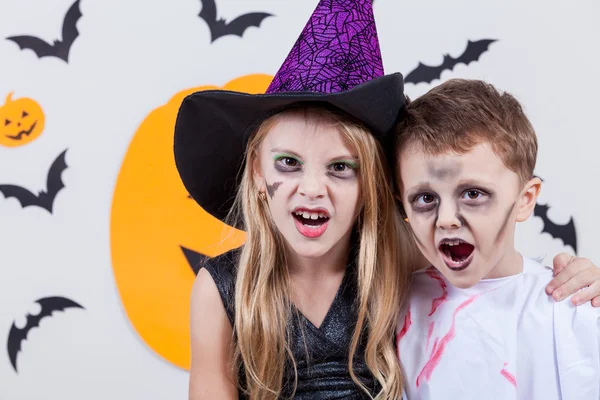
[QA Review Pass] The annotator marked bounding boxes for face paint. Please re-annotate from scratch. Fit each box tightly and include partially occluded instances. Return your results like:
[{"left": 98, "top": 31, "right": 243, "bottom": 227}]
[
  {"left": 494, "top": 201, "right": 517, "bottom": 244},
  {"left": 427, "top": 160, "right": 462, "bottom": 180},
  {"left": 256, "top": 115, "right": 360, "bottom": 261},
  {"left": 399, "top": 142, "right": 525, "bottom": 288},
  {"left": 266, "top": 181, "right": 283, "bottom": 199}
]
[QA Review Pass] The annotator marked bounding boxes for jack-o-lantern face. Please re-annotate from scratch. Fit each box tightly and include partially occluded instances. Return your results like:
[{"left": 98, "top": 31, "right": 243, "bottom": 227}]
[
  {"left": 0, "top": 92, "right": 45, "bottom": 147},
  {"left": 110, "top": 74, "right": 273, "bottom": 370}
]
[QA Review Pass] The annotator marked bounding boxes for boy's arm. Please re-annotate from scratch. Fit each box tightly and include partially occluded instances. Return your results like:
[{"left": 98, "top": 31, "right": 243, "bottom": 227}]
[{"left": 546, "top": 254, "right": 600, "bottom": 307}]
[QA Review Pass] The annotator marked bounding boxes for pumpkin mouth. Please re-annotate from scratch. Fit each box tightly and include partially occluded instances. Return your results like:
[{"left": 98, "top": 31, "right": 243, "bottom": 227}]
[
  {"left": 6, "top": 121, "right": 37, "bottom": 140},
  {"left": 180, "top": 246, "right": 205, "bottom": 275}
]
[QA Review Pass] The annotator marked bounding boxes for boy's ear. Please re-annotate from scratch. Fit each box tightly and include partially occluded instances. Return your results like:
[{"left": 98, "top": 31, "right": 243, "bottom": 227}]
[{"left": 516, "top": 176, "right": 542, "bottom": 222}]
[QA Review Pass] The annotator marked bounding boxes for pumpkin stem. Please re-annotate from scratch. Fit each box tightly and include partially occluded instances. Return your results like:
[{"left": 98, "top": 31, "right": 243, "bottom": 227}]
[{"left": 5, "top": 92, "right": 13, "bottom": 104}]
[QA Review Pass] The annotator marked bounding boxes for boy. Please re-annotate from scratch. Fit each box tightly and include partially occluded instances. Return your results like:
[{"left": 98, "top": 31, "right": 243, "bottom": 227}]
[{"left": 394, "top": 79, "right": 599, "bottom": 399}]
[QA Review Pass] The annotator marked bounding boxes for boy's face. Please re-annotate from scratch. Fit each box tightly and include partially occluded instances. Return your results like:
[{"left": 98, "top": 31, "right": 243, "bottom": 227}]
[{"left": 398, "top": 141, "right": 538, "bottom": 288}]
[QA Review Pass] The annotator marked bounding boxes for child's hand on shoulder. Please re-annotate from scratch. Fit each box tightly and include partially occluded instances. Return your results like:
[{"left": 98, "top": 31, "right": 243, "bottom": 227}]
[{"left": 546, "top": 253, "right": 600, "bottom": 307}]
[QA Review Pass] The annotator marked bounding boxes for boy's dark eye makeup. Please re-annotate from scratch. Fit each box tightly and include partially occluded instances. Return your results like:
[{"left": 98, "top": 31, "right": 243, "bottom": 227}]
[
  {"left": 407, "top": 184, "right": 493, "bottom": 213},
  {"left": 410, "top": 192, "right": 439, "bottom": 212}
]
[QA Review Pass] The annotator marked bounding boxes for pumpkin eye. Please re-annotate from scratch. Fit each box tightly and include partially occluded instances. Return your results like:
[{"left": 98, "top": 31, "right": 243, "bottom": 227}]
[
  {"left": 22, "top": 111, "right": 28, "bottom": 118},
  {"left": 4, "top": 119, "right": 10, "bottom": 126}
]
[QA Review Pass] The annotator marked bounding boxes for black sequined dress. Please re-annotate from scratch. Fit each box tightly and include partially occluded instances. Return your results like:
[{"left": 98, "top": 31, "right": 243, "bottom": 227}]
[{"left": 202, "top": 249, "right": 381, "bottom": 399}]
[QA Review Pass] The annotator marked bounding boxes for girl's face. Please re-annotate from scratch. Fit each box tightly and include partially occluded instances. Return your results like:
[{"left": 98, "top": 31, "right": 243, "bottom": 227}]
[{"left": 254, "top": 114, "right": 361, "bottom": 261}]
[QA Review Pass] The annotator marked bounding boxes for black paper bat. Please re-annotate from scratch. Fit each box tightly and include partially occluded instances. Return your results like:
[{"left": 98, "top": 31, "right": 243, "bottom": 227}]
[
  {"left": 7, "top": 296, "right": 84, "bottom": 372},
  {"left": 405, "top": 39, "right": 497, "bottom": 84},
  {"left": 534, "top": 202, "right": 578, "bottom": 254},
  {"left": 198, "top": 0, "right": 273, "bottom": 43},
  {"left": 6, "top": 0, "right": 81, "bottom": 63},
  {"left": 0, "top": 149, "right": 68, "bottom": 213}
]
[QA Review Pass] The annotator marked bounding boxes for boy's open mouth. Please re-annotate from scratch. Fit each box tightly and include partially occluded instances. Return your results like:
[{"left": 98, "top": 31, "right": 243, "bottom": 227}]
[
  {"left": 439, "top": 238, "right": 474, "bottom": 271},
  {"left": 292, "top": 209, "right": 330, "bottom": 238}
]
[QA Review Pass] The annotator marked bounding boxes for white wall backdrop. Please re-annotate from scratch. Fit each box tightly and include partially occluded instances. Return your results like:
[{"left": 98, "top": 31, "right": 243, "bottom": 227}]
[{"left": 0, "top": 0, "right": 598, "bottom": 398}]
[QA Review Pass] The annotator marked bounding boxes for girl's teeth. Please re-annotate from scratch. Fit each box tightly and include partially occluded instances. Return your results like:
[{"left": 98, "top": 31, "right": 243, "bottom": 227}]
[{"left": 295, "top": 211, "right": 328, "bottom": 219}]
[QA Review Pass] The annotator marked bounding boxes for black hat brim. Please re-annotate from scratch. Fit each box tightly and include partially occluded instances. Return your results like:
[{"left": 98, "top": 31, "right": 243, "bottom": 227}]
[{"left": 174, "top": 72, "right": 405, "bottom": 225}]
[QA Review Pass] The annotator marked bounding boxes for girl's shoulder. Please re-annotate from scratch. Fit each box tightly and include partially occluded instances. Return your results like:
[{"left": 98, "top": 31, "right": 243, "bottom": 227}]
[{"left": 199, "top": 246, "right": 243, "bottom": 324}]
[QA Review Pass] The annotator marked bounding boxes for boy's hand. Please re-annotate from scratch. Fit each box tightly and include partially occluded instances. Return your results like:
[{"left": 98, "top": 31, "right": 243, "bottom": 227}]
[{"left": 546, "top": 253, "right": 600, "bottom": 307}]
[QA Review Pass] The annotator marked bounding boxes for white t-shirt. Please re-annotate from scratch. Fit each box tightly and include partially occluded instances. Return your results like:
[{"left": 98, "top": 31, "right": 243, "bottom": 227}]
[{"left": 397, "top": 256, "right": 600, "bottom": 400}]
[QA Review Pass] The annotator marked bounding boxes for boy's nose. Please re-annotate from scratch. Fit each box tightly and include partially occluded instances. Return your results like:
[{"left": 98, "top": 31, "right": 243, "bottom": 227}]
[{"left": 436, "top": 201, "right": 462, "bottom": 230}]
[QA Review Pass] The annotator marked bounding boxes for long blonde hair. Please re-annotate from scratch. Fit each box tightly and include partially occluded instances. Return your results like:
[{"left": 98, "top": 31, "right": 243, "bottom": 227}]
[{"left": 225, "top": 106, "right": 417, "bottom": 399}]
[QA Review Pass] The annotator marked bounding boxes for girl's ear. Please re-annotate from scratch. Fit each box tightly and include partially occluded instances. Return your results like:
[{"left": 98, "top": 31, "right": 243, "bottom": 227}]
[
  {"left": 252, "top": 155, "right": 266, "bottom": 193},
  {"left": 516, "top": 176, "right": 542, "bottom": 222}
]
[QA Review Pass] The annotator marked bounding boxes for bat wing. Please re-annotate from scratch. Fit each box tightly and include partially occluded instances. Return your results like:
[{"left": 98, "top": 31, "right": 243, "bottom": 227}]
[
  {"left": 5, "top": 35, "right": 55, "bottom": 58},
  {"left": 36, "top": 296, "right": 85, "bottom": 315},
  {"left": 404, "top": 39, "right": 497, "bottom": 85},
  {"left": 534, "top": 203, "right": 578, "bottom": 254},
  {"left": 454, "top": 39, "right": 497, "bottom": 68},
  {"left": 7, "top": 323, "right": 27, "bottom": 372},
  {"left": 405, "top": 60, "right": 447, "bottom": 85},
  {"left": 0, "top": 184, "right": 40, "bottom": 208},
  {"left": 223, "top": 12, "right": 273, "bottom": 37},
  {"left": 58, "top": 0, "right": 82, "bottom": 60},
  {"left": 198, "top": 0, "right": 218, "bottom": 26},
  {"left": 40, "top": 149, "right": 68, "bottom": 212}
]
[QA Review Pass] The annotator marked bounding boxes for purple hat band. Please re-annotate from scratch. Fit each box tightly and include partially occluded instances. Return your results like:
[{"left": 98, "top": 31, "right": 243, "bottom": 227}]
[{"left": 266, "top": 0, "right": 384, "bottom": 95}]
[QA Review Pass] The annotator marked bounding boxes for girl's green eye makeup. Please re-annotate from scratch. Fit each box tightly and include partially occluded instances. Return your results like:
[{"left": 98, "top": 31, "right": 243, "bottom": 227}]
[
  {"left": 274, "top": 154, "right": 303, "bottom": 172},
  {"left": 328, "top": 159, "right": 358, "bottom": 178}
]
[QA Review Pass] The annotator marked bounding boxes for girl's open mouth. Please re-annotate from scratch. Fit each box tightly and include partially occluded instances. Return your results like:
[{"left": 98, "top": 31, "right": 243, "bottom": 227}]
[
  {"left": 293, "top": 209, "right": 329, "bottom": 238},
  {"left": 439, "top": 238, "right": 475, "bottom": 271}
]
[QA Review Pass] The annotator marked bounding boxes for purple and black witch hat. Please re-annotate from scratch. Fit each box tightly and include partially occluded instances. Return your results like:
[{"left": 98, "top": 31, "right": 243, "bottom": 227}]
[{"left": 174, "top": 0, "right": 406, "bottom": 223}]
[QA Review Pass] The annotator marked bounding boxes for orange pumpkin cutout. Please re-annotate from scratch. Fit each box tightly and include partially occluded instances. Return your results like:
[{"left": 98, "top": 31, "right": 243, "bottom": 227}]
[
  {"left": 110, "top": 74, "right": 273, "bottom": 370},
  {"left": 0, "top": 92, "right": 45, "bottom": 147}
]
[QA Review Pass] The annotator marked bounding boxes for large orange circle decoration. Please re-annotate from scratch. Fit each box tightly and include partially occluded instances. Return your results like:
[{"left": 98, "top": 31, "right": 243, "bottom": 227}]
[
  {"left": 110, "top": 74, "right": 273, "bottom": 369},
  {"left": 0, "top": 92, "right": 45, "bottom": 147}
]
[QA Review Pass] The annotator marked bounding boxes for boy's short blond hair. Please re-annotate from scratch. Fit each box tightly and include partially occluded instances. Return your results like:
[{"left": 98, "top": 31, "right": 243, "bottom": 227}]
[{"left": 395, "top": 79, "right": 538, "bottom": 187}]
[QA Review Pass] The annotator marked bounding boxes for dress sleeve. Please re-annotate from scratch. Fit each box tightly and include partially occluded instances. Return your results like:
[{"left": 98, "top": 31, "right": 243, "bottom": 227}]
[{"left": 553, "top": 296, "right": 600, "bottom": 399}]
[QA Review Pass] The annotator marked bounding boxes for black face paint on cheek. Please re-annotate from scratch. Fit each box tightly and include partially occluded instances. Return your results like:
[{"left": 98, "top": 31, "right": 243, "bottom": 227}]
[
  {"left": 494, "top": 201, "right": 517, "bottom": 244},
  {"left": 427, "top": 161, "right": 461, "bottom": 180},
  {"left": 455, "top": 213, "right": 470, "bottom": 229},
  {"left": 266, "top": 181, "right": 282, "bottom": 199}
]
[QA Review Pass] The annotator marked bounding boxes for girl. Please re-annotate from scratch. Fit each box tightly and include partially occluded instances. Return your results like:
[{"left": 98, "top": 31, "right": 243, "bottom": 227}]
[{"left": 175, "top": 2, "right": 414, "bottom": 398}]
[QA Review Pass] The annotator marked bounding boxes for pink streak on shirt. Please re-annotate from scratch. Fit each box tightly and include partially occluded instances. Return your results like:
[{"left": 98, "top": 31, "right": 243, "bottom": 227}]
[
  {"left": 396, "top": 308, "right": 412, "bottom": 347},
  {"left": 425, "top": 269, "right": 448, "bottom": 316},
  {"left": 416, "top": 295, "right": 479, "bottom": 387},
  {"left": 500, "top": 363, "right": 517, "bottom": 388},
  {"left": 426, "top": 321, "right": 435, "bottom": 351}
]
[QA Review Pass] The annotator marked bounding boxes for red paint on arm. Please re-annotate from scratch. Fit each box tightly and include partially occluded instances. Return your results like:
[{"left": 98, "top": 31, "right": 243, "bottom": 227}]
[{"left": 416, "top": 296, "right": 478, "bottom": 387}]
